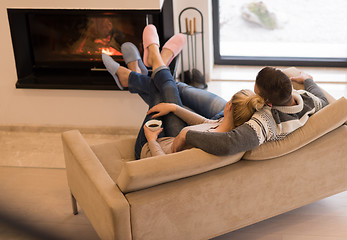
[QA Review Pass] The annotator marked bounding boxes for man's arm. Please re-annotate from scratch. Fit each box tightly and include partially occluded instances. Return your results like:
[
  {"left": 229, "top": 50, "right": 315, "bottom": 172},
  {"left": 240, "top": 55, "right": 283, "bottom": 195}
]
[
  {"left": 303, "top": 79, "right": 329, "bottom": 107},
  {"left": 184, "top": 124, "right": 259, "bottom": 155},
  {"left": 290, "top": 72, "right": 329, "bottom": 107}
]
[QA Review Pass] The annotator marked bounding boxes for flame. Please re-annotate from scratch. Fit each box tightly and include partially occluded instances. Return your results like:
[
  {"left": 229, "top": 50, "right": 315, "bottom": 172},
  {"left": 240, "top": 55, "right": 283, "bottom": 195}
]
[{"left": 101, "top": 47, "right": 122, "bottom": 56}]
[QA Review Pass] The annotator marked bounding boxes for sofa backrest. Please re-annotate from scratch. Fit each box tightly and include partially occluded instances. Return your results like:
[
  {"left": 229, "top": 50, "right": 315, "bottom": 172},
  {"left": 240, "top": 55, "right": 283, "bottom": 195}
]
[
  {"left": 90, "top": 137, "right": 245, "bottom": 193},
  {"left": 244, "top": 97, "right": 347, "bottom": 160},
  {"left": 116, "top": 149, "right": 245, "bottom": 193},
  {"left": 94, "top": 97, "right": 347, "bottom": 193}
]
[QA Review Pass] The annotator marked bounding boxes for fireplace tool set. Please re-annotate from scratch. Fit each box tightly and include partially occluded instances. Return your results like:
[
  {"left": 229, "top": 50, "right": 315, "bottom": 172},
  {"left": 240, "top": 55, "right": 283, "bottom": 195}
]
[{"left": 179, "top": 7, "right": 207, "bottom": 89}]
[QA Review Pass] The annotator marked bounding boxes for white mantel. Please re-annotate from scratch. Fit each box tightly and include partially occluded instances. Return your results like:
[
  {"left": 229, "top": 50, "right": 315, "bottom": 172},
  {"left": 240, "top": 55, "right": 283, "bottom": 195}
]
[
  {"left": 0, "top": 0, "right": 212, "bottom": 129},
  {"left": 4, "top": 0, "right": 164, "bottom": 10}
]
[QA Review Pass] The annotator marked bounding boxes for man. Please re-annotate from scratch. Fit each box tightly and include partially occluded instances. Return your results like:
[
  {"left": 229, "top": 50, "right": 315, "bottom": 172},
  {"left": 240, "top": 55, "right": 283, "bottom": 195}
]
[{"left": 172, "top": 67, "right": 329, "bottom": 155}]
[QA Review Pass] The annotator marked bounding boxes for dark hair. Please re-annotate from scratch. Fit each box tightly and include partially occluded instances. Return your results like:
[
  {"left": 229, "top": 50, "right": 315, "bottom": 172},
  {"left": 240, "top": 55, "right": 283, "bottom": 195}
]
[{"left": 255, "top": 67, "right": 292, "bottom": 105}]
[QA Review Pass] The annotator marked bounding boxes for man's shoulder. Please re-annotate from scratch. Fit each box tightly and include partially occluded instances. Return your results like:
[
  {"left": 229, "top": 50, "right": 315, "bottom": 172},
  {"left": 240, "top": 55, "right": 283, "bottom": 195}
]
[
  {"left": 249, "top": 106, "right": 274, "bottom": 123},
  {"left": 245, "top": 107, "right": 277, "bottom": 144}
]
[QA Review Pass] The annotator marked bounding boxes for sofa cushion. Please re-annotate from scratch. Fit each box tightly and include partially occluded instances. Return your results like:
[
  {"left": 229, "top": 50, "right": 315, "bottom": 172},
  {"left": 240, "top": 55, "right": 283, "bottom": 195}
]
[
  {"left": 117, "top": 149, "right": 244, "bottom": 193},
  {"left": 91, "top": 136, "right": 136, "bottom": 183},
  {"left": 244, "top": 97, "right": 347, "bottom": 160},
  {"left": 91, "top": 142, "right": 124, "bottom": 183}
]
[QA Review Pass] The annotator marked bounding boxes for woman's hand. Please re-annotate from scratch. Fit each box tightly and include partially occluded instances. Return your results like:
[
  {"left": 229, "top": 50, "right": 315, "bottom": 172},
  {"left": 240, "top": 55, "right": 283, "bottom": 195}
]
[
  {"left": 223, "top": 100, "right": 233, "bottom": 121},
  {"left": 144, "top": 125, "right": 163, "bottom": 142},
  {"left": 213, "top": 99, "right": 235, "bottom": 132},
  {"left": 147, "top": 103, "right": 177, "bottom": 118}
]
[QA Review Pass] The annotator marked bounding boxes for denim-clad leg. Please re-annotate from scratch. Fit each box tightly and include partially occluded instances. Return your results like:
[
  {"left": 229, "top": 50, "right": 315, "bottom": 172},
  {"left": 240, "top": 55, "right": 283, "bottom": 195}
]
[
  {"left": 129, "top": 69, "right": 187, "bottom": 136},
  {"left": 134, "top": 80, "right": 166, "bottom": 159},
  {"left": 131, "top": 69, "right": 227, "bottom": 159},
  {"left": 152, "top": 68, "right": 187, "bottom": 137},
  {"left": 128, "top": 71, "right": 151, "bottom": 105},
  {"left": 133, "top": 68, "right": 187, "bottom": 159},
  {"left": 128, "top": 72, "right": 227, "bottom": 119},
  {"left": 176, "top": 82, "right": 227, "bottom": 120}
]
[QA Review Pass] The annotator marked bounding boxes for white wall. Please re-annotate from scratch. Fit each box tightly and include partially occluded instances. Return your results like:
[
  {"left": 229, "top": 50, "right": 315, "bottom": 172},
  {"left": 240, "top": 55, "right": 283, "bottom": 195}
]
[{"left": 0, "top": 0, "right": 211, "bottom": 128}]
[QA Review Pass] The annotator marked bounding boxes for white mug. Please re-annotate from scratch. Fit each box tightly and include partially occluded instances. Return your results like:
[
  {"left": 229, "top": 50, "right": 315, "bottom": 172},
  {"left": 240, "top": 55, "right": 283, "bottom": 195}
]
[{"left": 145, "top": 119, "right": 162, "bottom": 131}]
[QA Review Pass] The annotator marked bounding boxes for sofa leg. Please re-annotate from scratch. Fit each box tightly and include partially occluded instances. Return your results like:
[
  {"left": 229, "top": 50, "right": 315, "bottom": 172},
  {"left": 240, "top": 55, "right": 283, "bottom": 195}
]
[{"left": 71, "top": 193, "right": 78, "bottom": 215}]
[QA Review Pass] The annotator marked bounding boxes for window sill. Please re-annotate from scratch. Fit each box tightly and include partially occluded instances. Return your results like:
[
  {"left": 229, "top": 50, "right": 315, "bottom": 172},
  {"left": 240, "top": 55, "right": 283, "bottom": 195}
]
[{"left": 211, "top": 65, "right": 347, "bottom": 84}]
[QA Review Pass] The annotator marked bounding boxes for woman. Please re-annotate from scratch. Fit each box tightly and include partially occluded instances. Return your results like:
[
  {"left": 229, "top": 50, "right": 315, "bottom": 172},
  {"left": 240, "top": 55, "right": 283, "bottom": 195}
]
[
  {"left": 102, "top": 24, "right": 264, "bottom": 159},
  {"left": 141, "top": 89, "right": 264, "bottom": 158}
]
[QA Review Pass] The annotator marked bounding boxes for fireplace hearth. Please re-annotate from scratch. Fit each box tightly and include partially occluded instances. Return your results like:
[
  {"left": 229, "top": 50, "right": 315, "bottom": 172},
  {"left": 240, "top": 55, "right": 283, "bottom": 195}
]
[{"left": 8, "top": 2, "right": 174, "bottom": 90}]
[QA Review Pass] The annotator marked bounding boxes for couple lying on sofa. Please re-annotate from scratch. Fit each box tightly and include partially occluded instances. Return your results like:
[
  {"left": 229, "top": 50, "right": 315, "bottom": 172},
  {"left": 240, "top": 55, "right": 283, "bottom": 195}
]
[{"left": 102, "top": 24, "right": 329, "bottom": 160}]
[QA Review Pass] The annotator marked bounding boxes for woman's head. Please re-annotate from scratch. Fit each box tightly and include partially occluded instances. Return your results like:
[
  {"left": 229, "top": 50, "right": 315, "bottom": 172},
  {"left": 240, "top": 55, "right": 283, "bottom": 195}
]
[
  {"left": 255, "top": 67, "right": 293, "bottom": 106},
  {"left": 230, "top": 89, "right": 265, "bottom": 127}
]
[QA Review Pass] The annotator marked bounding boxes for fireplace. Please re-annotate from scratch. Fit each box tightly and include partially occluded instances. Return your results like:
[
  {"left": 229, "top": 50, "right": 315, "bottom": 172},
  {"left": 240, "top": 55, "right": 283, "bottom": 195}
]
[{"left": 7, "top": 2, "right": 174, "bottom": 90}]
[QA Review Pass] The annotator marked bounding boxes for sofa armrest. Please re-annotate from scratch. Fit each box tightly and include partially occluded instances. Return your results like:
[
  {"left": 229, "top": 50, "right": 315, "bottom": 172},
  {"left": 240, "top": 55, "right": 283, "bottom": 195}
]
[
  {"left": 62, "top": 130, "right": 131, "bottom": 240},
  {"left": 117, "top": 148, "right": 244, "bottom": 193}
]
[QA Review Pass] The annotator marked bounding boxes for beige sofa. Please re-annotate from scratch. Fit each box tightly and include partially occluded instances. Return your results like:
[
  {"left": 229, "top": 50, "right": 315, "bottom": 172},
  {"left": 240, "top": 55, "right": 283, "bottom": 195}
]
[{"left": 62, "top": 69, "right": 347, "bottom": 240}]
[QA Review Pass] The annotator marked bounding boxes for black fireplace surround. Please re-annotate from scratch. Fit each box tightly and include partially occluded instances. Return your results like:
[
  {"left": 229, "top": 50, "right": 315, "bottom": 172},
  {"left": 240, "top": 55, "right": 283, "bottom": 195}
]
[{"left": 7, "top": 1, "right": 174, "bottom": 90}]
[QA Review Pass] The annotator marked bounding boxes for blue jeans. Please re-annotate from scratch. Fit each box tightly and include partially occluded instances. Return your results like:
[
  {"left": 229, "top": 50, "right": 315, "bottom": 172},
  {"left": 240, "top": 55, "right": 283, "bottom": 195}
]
[
  {"left": 128, "top": 73, "right": 227, "bottom": 119},
  {"left": 129, "top": 68, "right": 187, "bottom": 159},
  {"left": 175, "top": 82, "right": 226, "bottom": 120}
]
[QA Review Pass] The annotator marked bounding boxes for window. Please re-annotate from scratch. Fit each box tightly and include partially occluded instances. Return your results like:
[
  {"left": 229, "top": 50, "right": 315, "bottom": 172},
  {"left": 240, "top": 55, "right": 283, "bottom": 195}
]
[{"left": 213, "top": 0, "right": 347, "bottom": 67}]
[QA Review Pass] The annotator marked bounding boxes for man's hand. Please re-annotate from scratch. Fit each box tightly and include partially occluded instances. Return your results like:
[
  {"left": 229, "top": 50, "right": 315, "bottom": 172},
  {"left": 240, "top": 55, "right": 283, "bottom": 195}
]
[
  {"left": 290, "top": 71, "right": 313, "bottom": 84},
  {"left": 171, "top": 128, "right": 188, "bottom": 152},
  {"left": 147, "top": 103, "right": 177, "bottom": 119},
  {"left": 144, "top": 125, "right": 163, "bottom": 142}
]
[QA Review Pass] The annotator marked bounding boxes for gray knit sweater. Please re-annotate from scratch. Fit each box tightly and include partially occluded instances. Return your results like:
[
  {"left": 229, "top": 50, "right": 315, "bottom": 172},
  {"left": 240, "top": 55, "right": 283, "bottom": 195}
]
[
  {"left": 141, "top": 105, "right": 222, "bottom": 158},
  {"left": 186, "top": 79, "right": 329, "bottom": 155}
]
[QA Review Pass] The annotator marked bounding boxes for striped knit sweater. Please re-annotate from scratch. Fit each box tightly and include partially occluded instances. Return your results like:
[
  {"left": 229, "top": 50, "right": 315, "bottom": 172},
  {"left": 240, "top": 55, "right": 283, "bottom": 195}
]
[{"left": 186, "top": 79, "right": 329, "bottom": 155}]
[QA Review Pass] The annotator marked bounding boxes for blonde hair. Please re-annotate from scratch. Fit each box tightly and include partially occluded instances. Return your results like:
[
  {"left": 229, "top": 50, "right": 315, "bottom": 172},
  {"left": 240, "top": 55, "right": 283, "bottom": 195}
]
[{"left": 232, "top": 89, "right": 265, "bottom": 127}]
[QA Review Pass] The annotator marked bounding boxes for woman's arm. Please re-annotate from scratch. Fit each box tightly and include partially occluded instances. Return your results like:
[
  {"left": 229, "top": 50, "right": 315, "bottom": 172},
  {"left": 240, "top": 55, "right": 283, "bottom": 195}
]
[
  {"left": 147, "top": 140, "right": 166, "bottom": 156},
  {"left": 143, "top": 125, "right": 166, "bottom": 156},
  {"left": 174, "top": 105, "right": 214, "bottom": 125},
  {"left": 147, "top": 103, "right": 215, "bottom": 125}
]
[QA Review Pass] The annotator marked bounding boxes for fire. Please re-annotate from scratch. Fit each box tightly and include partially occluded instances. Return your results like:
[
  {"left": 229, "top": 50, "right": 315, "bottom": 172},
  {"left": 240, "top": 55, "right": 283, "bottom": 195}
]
[{"left": 101, "top": 47, "right": 122, "bottom": 56}]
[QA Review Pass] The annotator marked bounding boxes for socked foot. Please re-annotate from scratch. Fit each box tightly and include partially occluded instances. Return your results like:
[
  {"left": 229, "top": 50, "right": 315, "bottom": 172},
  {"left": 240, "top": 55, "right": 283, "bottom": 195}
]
[
  {"left": 102, "top": 53, "right": 130, "bottom": 89},
  {"left": 142, "top": 24, "right": 160, "bottom": 67},
  {"left": 121, "top": 42, "right": 148, "bottom": 75},
  {"left": 161, "top": 33, "right": 186, "bottom": 66}
]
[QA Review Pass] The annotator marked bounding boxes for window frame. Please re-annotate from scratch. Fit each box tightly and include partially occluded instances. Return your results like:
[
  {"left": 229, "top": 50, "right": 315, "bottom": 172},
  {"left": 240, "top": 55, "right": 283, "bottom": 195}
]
[{"left": 212, "top": 0, "right": 347, "bottom": 67}]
